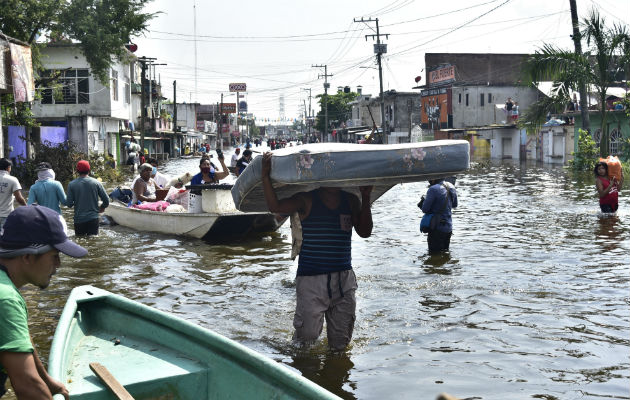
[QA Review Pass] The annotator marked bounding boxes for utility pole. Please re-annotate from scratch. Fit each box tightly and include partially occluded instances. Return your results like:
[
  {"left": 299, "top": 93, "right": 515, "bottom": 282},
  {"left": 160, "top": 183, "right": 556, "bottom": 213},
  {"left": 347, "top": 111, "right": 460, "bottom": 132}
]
[
  {"left": 216, "top": 102, "right": 222, "bottom": 151},
  {"left": 137, "top": 56, "right": 156, "bottom": 152},
  {"left": 302, "top": 87, "right": 312, "bottom": 142},
  {"left": 173, "top": 80, "right": 177, "bottom": 158},
  {"left": 220, "top": 93, "right": 224, "bottom": 149},
  {"left": 193, "top": 0, "right": 198, "bottom": 102},
  {"left": 355, "top": 17, "right": 389, "bottom": 143},
  {"left": 312, "top": 65, "right": 332, "bottom": 142},
  {"left": 569, "top": 0, "right": 591, "bottom": 135}
]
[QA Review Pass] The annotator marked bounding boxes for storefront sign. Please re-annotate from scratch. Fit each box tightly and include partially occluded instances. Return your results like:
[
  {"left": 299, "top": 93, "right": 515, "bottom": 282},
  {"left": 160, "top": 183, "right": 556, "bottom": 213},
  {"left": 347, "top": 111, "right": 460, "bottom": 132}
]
[
  {"left": 428, "top": 65, "right": 455, "bottom": 86},
  {"left": 220, "top": 103, "right": 236, "bottom": 113}
]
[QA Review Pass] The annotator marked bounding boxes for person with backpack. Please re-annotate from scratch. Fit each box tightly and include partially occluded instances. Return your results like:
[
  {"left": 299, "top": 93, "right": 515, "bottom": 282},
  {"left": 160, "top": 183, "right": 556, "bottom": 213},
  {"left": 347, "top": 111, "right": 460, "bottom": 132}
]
[{"left": 420, "top": 178, "right": 458, "bottom": 253}]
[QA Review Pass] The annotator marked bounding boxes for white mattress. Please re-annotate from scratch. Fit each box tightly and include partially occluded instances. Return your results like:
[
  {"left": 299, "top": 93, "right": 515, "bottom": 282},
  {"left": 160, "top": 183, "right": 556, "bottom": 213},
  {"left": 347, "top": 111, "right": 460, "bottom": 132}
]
[{"left": 231, "top": 141, "right": 470, "bottom": 212}]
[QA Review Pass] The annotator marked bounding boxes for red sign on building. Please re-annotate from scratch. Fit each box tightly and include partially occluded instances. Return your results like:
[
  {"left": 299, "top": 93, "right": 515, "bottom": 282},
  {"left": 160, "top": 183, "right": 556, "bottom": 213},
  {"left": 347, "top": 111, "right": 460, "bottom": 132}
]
[
  {"left": 428, "top": 65, "right": 455, "bottom": 85},
  {"left": 220, "top": 103, "right": 236, "bottom": 113}
]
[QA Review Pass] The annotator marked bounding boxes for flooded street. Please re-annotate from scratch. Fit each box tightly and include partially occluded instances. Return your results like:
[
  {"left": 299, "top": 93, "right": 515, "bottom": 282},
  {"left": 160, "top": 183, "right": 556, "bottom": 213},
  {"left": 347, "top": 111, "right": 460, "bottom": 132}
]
[{"left": 18, "top": 156, "right": 630, "bottom": 400}]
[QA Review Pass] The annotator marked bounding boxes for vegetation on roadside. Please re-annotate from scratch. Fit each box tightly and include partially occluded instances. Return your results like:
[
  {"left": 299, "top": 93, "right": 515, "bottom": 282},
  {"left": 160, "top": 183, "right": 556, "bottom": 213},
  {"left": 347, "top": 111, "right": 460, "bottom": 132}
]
[
  {"left": 12, "top": 140, "right": 129, "bottom": 189},
  {"left": 521, "top": 9, "right": 630, "bottom": 156},
  {"left": 569, "top": 129, "right": 599, "bottom": 171}
]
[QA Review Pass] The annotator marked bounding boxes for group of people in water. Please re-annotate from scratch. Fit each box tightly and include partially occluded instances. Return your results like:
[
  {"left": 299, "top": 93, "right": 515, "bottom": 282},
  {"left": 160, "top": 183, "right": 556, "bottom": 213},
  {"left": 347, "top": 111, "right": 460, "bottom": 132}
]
[{"left": 130, "top": 147, "right": 256, "bottom": 204}]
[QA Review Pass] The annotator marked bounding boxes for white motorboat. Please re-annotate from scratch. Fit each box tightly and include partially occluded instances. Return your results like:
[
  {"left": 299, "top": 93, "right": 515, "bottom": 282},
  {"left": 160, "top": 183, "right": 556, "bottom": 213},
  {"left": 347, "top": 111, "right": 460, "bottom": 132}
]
[{"left": 105, "top": 184, "right": 285, "bottom": 241}]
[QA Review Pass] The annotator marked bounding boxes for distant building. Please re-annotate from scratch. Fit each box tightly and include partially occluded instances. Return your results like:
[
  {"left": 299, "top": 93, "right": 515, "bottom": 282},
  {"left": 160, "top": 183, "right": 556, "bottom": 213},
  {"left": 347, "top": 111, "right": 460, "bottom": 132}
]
[
  {"left": 31, "top": 43, "right": 136, "bottom": 162},
  {"left": 418, "top": 53, "right": 542, "bottom": 160}
]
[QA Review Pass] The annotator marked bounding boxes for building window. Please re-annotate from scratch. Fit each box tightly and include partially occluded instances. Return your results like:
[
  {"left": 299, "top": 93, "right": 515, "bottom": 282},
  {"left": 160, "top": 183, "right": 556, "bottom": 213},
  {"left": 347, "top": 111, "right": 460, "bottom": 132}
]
[
  {"left": 458, "top": 93, "right": 461, "bottom": 104},
  {"left": 488, "top": 93, "right": 492, "bottom": 103},
  {"left": 610, "top": 128, "right": 621, "bottom": 155},
  {"left": 41, "top": 69, "right": 89, "bottom": 104},
  {"left": 480, "top": 93, "right": 484, "bottom": 107},
  {"left": 465, "top": 93, "right": 469, "bottom": 106},
  {"left": 124, "top": 76, "right": 130, "bottom": 104},
  {"left": 592, "top": 129, "right": 601, "bottom": 144},
  {"left": 111, "top": 69, "right": 119, "bottom": 101}
]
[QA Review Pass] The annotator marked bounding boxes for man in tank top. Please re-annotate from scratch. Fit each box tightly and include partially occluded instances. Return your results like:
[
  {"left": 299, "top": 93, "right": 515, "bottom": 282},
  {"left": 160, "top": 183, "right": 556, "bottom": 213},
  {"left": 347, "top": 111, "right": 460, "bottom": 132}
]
[{"left": 261, "top": 152, "right": 373, "bottom": 351}]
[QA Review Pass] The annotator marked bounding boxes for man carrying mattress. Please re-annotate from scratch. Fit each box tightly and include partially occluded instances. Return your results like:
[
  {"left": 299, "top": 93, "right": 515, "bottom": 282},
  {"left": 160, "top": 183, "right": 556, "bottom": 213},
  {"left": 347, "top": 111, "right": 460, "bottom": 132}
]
[{"left": 261, "top": 152, "right": 373, "bottom": 351}]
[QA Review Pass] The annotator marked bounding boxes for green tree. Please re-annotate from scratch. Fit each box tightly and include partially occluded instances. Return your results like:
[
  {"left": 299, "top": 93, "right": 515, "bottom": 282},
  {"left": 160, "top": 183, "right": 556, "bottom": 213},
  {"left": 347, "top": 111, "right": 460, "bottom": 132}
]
[
  {"left": 0, "top": 0, "right": 155, "bottom": 84},
  {"left": 569, "top": 128, "right": 599, "bottom": 171},
  {"left": 314, "top": 91, "right": 359, "bottom": 134},
  {"left": 521, "top": 9, "right": 630, "bottom": 156}
]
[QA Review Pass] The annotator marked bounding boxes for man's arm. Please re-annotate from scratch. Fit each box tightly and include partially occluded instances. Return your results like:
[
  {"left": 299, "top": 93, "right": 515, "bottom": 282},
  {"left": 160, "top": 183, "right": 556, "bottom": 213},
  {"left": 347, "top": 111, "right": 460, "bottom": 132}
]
[
  {"left": 261, "top": 152, "right": 307, "bottom": 215},
  {"left": 350, "top": 186, "right": 373, "bottom": 238},
  {"left": 65, "top": 184, "right": 74, "bottom": 208},
  {"left": 30, "top": 342, "right": 70, "bottom": 400},
  {"left": 13, "top": 190, "right": 26, "bottom": 206},
  {"left": 0, "top": 351, "right": 54, "bottom": 399},
  {"left": 27, "top": 189, "right": 36, "bottom": 205},
  {"left": 214, "top": 156, "right": 230, "bottom": 181},
  {"left": 97, "top": 182, "right": 109, "bottom": 210},
  {"left": 421, "top": 187, "right": 436, "bottom": 213},
  {"left": 57, "top": 182, "right": 68, "bottom": 207}
]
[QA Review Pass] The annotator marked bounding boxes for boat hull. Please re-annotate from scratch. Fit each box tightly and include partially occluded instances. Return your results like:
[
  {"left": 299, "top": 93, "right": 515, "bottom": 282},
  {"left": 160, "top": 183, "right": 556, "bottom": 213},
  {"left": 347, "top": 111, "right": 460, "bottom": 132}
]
[
  {"left": 49, "top": 286, "right": 340, "bottom": 400},
  {"left": 104, "top": 203, "right": 285, "bottom": 240}
]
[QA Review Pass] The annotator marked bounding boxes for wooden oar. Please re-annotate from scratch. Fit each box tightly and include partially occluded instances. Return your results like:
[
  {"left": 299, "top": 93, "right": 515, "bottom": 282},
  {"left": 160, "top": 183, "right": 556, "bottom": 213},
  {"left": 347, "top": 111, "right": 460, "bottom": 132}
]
[{"left": 89, "top": 362, "right": 135, "bottom": 400}]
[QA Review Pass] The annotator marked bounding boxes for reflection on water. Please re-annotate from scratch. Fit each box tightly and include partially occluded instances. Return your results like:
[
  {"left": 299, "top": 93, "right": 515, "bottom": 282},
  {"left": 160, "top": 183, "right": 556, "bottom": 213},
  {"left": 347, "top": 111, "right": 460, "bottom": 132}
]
[
  {"left": 7, "top": 157, "right": 629, "bottom": 400},
  {"left": 595, "top": 214, "right": 621, "bottom": 252},
  {"left": 289, "top": 349, "right": 356, "bottom": 400}
]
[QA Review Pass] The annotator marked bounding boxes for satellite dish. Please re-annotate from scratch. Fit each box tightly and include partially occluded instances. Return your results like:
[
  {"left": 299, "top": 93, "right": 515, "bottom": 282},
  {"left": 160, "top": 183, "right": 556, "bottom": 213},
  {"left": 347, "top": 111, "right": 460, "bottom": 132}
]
[{"left": 414, "top": 76, "right": 422, "bottom": 83}]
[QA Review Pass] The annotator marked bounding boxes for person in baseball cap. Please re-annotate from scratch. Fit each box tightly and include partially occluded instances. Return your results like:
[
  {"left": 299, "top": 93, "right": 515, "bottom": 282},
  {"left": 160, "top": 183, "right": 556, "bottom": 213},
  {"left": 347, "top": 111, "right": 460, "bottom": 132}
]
[
  {"left": 76, "top": 159, "right": 90, "bottom": 173},
  {"left": 0, "top": 205, "right": 87, "bottom": 258},
  {"left": 0, "top": 205, "right": 84, "bottom": 398}
]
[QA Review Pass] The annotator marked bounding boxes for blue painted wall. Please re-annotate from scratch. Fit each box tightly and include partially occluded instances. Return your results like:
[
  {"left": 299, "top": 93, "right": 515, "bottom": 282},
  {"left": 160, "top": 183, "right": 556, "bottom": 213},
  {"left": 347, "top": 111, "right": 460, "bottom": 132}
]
[
  {"left": 40, "top": 126, "right": 68, "bottom": 145},
  {"left": 8, "top": 126, "right": 27, "bottom": 164}
]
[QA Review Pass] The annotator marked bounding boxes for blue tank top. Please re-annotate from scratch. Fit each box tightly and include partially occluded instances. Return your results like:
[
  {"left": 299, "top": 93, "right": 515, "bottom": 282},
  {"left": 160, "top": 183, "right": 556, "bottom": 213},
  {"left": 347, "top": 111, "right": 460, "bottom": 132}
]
[{"left": 297, "top": 189, "right": 353, "bottom": 276}]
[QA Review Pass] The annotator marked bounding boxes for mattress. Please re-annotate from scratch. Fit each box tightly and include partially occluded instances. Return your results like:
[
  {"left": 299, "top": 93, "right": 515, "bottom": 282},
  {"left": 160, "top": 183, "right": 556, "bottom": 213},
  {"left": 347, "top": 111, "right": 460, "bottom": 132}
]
[{"left": 231, "top": 141, "right": 470, "bottom": 212}]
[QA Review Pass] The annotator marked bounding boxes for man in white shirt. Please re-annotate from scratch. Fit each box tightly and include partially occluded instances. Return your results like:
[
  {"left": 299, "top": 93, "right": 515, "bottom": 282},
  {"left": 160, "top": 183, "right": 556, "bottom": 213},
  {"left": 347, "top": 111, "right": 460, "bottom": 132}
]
[
  {"left": 230, "top": 148, "right": 241, "bottom": 168},
  {"left": 0, "top": 158, "right": 27, "bottom": 229},
  {"left": 147, "top": 158, "right": 170, "bottom": 189}
]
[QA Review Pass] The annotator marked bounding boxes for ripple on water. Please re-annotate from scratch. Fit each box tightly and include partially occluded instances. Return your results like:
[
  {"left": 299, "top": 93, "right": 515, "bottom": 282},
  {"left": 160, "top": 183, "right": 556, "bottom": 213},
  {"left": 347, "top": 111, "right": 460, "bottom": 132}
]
[{"left": 13, "top": 159, "right": 629, "bottom": 400}]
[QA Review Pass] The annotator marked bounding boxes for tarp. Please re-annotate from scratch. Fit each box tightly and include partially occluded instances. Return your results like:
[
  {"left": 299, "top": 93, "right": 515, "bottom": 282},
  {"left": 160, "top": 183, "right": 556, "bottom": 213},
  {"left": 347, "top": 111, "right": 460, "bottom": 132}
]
[{"left": 232, "top": 141, "right": 470, "bottom": 212}]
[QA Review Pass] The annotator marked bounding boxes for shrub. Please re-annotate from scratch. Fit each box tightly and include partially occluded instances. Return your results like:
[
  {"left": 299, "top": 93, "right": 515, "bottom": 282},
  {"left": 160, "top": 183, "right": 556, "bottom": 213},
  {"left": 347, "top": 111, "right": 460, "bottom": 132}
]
[
  {"left": 13, "top": 140, "right": 129, "bottom": 189},
  {"left": 569, "top": 128, "right": 599, "bottom": 172}
]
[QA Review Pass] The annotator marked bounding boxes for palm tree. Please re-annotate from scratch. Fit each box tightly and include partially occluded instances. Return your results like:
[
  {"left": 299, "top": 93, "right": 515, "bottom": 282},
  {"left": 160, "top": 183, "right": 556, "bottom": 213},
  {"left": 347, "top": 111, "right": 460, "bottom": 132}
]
[{"left": 522, "top": 9, "right": 630, "bottom": 157}]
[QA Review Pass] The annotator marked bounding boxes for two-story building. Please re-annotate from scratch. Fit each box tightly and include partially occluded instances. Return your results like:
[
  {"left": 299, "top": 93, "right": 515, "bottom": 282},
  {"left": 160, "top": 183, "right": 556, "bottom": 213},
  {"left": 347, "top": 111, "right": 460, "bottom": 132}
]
[
  {"left": 31, "top": 43, "right": 136, "bottom": 163},
  {"left": 418, "top": 53, "right": 542, "bottom": 160},
  {"left": 347, "top": 87, "right": 421, "bottom": 144}
]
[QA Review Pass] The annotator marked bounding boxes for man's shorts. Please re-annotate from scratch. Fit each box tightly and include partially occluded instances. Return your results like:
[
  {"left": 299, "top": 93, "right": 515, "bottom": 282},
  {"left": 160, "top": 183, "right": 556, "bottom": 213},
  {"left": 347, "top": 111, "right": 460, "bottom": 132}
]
[{"left": 293, "top": 270, "right": 358, "bottom": 350}]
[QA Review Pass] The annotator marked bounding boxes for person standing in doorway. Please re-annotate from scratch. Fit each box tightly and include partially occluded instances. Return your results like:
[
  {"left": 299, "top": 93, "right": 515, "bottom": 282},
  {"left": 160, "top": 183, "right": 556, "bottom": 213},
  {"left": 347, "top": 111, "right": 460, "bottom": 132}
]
[
  {"left": 0, "top": 158, "right": 27, "bottom": 230},
  {"left": 420, "top": 178, "right": 458, "bottom": 253},
  {"left": 0, "top": 205, "right": 87, "bottom": 399},
  {"left": 27, "top": 162, "right": 67, "bottom": 214},
  {"left": 261, "top": 152, "right": 373, "bottom": 351},
  {"left": 66, "top": 160, "right": 109, "bottom": 235}
]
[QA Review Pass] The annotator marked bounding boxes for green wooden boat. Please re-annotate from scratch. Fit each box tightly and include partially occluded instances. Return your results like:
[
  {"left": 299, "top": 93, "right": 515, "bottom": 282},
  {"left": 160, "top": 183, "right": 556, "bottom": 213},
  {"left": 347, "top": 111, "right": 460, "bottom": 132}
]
[{"left": 48, "top": 286, "right": 340, "bottom": 400}]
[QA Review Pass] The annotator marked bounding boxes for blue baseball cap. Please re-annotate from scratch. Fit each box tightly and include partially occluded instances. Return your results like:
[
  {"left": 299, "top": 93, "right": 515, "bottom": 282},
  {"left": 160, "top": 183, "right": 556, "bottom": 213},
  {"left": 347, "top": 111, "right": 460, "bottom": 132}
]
[{"left": 0, "top": 206, "right": 87, "bottom": 258}]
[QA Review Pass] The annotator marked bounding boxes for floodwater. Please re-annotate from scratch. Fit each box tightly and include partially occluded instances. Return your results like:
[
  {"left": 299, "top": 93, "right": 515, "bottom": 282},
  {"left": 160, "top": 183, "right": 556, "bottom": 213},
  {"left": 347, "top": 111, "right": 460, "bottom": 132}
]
[{"left": 12, "top": 154, "right": 630, "bottom": 399}]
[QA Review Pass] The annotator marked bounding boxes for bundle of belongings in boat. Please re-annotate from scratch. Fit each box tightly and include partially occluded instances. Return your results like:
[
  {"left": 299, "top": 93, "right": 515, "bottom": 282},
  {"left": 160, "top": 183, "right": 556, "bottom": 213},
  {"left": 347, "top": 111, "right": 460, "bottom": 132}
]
[{"left": 108, "top": 171, "right": 195, "bottom": 213}]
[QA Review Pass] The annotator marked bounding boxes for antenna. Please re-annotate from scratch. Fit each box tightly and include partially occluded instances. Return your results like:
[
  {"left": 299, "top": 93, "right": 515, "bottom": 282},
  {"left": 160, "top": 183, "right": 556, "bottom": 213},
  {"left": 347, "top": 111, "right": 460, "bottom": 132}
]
[{"left": 193, "top": 0, "right": 198, "bottom": 102}]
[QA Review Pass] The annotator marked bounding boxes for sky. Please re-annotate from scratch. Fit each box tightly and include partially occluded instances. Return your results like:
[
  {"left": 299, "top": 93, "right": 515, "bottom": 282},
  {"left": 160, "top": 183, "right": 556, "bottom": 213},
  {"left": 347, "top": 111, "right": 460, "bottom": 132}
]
[{"left": 133, "top": 0, "right": 629, "bottom": 123}]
